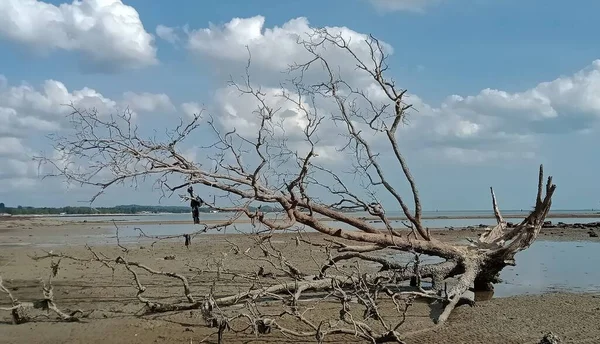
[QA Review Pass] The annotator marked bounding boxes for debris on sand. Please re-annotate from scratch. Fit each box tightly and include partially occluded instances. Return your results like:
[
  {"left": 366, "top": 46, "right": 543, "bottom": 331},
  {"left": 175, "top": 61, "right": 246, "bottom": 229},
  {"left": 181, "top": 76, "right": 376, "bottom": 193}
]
[{"left": 539, "top": 332, "right": 562, "bottom": 344}]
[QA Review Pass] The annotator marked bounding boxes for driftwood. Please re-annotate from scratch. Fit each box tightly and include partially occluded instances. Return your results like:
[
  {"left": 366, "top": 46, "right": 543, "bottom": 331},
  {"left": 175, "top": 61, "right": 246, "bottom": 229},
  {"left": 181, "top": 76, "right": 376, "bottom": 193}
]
[
  {"left": 5, "top": 27, "right": 558, "bottom": 343},
  {"left": 0, "top": 262, "right": 83, "bottom": 324}
]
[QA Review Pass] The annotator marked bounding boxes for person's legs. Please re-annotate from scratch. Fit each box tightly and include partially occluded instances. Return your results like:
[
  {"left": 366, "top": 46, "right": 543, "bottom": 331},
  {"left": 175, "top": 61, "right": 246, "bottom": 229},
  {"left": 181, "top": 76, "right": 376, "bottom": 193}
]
[{"left": 192, "top": 207, "right": 200, "bottom": 224}]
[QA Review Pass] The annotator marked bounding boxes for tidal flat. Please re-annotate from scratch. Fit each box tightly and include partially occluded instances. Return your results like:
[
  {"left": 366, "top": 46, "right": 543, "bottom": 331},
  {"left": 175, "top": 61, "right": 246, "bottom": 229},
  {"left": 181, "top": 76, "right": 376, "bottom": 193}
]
[{"left": 1, "top": 216, "right": 599, "bottom": 343}]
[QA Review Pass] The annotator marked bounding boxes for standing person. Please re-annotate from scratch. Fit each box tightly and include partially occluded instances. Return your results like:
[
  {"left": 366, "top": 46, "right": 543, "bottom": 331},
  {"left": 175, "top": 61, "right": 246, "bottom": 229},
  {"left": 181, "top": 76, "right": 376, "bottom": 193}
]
[{"left": 187, "top": 186, "right": 204, "bottom": 224}]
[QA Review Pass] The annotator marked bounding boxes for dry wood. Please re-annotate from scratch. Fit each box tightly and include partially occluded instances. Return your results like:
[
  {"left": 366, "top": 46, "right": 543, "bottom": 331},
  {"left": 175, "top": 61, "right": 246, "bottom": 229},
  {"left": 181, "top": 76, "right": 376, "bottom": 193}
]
[{"left": 15, "top": 27, "right": 558, "bottom": 343}]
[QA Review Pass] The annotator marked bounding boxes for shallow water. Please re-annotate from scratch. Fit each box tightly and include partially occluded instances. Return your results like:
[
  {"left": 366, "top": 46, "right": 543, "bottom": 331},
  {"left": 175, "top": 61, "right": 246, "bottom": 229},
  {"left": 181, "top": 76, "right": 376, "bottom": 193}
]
[
  {"left": 380, "top": 240, "right": 600, "bottom": 298},
  {"left": 47, "top": 210, "right": 600, "bottom": 235},
  {"left": 494, "top": 240, "right": 600, "bottom": 297},
  {"left": 86, "top": 215, "right": 600, "bottom": 241},
  {"left": 48, "top": 208, "right": 600, "bottom": 222}
]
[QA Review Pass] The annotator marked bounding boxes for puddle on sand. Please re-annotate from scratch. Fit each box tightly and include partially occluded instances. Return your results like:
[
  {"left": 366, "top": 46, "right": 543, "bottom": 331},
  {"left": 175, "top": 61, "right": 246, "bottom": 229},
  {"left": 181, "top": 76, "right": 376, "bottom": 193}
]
[
  {"left": 389, "top": 240, "right": 600, "bottom": 298},
  {"left": 493, "top": 240, "right": 600, "bottom": 297}
]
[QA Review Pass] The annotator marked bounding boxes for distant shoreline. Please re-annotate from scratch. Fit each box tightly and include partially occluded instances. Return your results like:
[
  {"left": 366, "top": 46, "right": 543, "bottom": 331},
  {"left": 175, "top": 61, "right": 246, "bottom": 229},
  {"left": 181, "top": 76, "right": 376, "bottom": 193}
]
[
  {"left": 2, "top": 211, "right": 600, "bottom": 223},
  {"left": 0, "top": 209, "right": 600, "bottom": 221},
  {"left": 0, "top": 211, "right": 600, "bottom": 220},
  {"left": 2, "top": 212, "right": 592, "bottom": 227}
]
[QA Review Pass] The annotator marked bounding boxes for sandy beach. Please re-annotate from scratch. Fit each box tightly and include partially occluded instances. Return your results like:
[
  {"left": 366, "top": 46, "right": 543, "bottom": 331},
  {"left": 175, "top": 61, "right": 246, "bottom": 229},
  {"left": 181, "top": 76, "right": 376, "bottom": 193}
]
[{"left": 1, "top": 216, "right": 599, "bottom": 344}]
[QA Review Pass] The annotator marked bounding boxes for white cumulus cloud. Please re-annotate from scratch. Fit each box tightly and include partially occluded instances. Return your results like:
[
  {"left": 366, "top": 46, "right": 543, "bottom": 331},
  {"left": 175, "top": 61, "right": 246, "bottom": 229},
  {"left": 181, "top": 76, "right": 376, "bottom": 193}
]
[
  {"left": 0, "top": 76, "right": 121, "bottom": 187},
  {"left": 0, "top": 76, "right": 181, "bottom": 190},
  {"left": 179, "top": 16, "right": 392, "bottom": 86},
  {"left": 182, "top": 16, "right": 600, "bottom": 164},
  {"left": 438, "top": 59, "right": 600, "bottom": 136},
  {"left": 0, "top": 78, "right": 119, "bottom": 123},
  {"left": 0, "top": 0, "right": 157, "bottom": 71}
]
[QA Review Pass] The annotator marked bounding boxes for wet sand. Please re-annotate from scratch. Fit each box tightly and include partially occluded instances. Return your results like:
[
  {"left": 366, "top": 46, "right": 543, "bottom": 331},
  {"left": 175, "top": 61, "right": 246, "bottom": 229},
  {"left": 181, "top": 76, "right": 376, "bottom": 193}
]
[{"left": 1, "top": 217, "right": 599, "bottom": 343}]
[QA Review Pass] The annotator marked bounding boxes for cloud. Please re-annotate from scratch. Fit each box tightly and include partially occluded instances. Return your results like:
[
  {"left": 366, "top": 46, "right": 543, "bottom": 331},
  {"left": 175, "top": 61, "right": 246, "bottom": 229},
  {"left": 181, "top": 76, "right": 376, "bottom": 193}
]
[
  {"left": 423, "top": 147, "right": 536, "bottom": 165},
  {"left": 0, "top": 141, "right": 87, "bottom": 195},
  {"left": 215, "top": 87, "right": 309, "bottom": 139},
  {"left": 374, "top": 60, "right": 600, "bottom": 161},
  {"left": 368, "top": 0, "right": 444, "bottom": 12},
  {"left": 210, "top": 84, "right": 356, "bottom": 167},
  {"left": 0, "top": 136, "right": 38, "bottom": 183},
  {"left": 0, "top": 78, "right": 119, "bottom": 126},
  {"left": 0, "top": 76, "right": 188, "bottom": 190},
  {"left": 0, "top": 76, "right": 179, "bottom": 121},
  {"left": 187, "top": 16, "right": 600, "bottom": 165},
  {"left": 436, "top": 59, "right": 600, "bottom": 137},
  {"left": 164, "top": 16, "right": 487, "bottom": 159},
  {"left": 0, "top": 80, "right": 117, "bottom": 122},
  {"left": 0, "top": 76, "right": 121, "bottom": 188},
  {"left": 0, "top": 0, "right": 157, "bottom": 71},
  {"left": 180, "top": 16, "right": 392, "bottom": 85},
  {"left": 5, "top": 11, "right": 600, "bottom": 192},
  {"left": 156, "top": 24, "right": 180, "bottom": 44},
  {"left": 0, "top": 106, "right": 61, "bottom": 137},
  {"left": 0, "top": 137, "right": 29, "bottom": 158},
  {"left": 180, "top": 102, "right": 203, "bottom": 119},
  {"left": 122, "top": 91, "right": 175, "bottom": 113}
]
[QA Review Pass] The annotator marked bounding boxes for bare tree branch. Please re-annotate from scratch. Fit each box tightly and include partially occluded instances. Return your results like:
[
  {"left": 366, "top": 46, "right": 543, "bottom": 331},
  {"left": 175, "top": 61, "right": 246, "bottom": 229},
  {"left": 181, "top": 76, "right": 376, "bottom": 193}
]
[{"left": 27, "top": 27, "right": 558, "bottom": 343}]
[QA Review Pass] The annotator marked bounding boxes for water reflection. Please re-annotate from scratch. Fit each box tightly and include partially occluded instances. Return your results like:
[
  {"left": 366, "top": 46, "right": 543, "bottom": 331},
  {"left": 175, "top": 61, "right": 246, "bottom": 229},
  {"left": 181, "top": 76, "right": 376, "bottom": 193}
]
[
  {"left": 385, "top": 240, "right": 600, "bottom": 298},
  {"left": 494, "top": 240, "right": 600, "bottom": 297}
]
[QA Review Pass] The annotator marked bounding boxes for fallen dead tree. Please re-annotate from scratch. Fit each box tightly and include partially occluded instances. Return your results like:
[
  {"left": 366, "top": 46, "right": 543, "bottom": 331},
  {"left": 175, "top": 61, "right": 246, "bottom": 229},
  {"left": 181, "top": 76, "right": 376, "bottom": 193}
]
[
  {"left": 0, "top": 262, "right": 83, "bottom": 324},
  {"left": 4, "top": 28, "right": 557, "bottom": 343}
]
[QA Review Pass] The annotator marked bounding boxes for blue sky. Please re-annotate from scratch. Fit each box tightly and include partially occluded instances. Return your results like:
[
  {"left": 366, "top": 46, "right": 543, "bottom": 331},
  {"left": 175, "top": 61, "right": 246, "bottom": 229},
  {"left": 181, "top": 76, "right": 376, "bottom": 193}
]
[{"left": 1, "top": 0, "right": 599, "bottom": 210}]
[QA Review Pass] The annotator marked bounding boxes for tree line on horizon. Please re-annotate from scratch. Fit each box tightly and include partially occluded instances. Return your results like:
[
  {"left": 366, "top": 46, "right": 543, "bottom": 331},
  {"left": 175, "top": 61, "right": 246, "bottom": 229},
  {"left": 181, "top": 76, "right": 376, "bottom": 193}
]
[{"left": 0, "top": 203, "right": 282, "bottom": 215}]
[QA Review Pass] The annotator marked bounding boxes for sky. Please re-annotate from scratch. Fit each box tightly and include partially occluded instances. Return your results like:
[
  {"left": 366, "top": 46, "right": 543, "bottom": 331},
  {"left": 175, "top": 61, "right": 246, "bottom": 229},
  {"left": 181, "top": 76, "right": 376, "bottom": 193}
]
[{"left": 1, "top": 0, "right": 600, "bottom": 211}]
